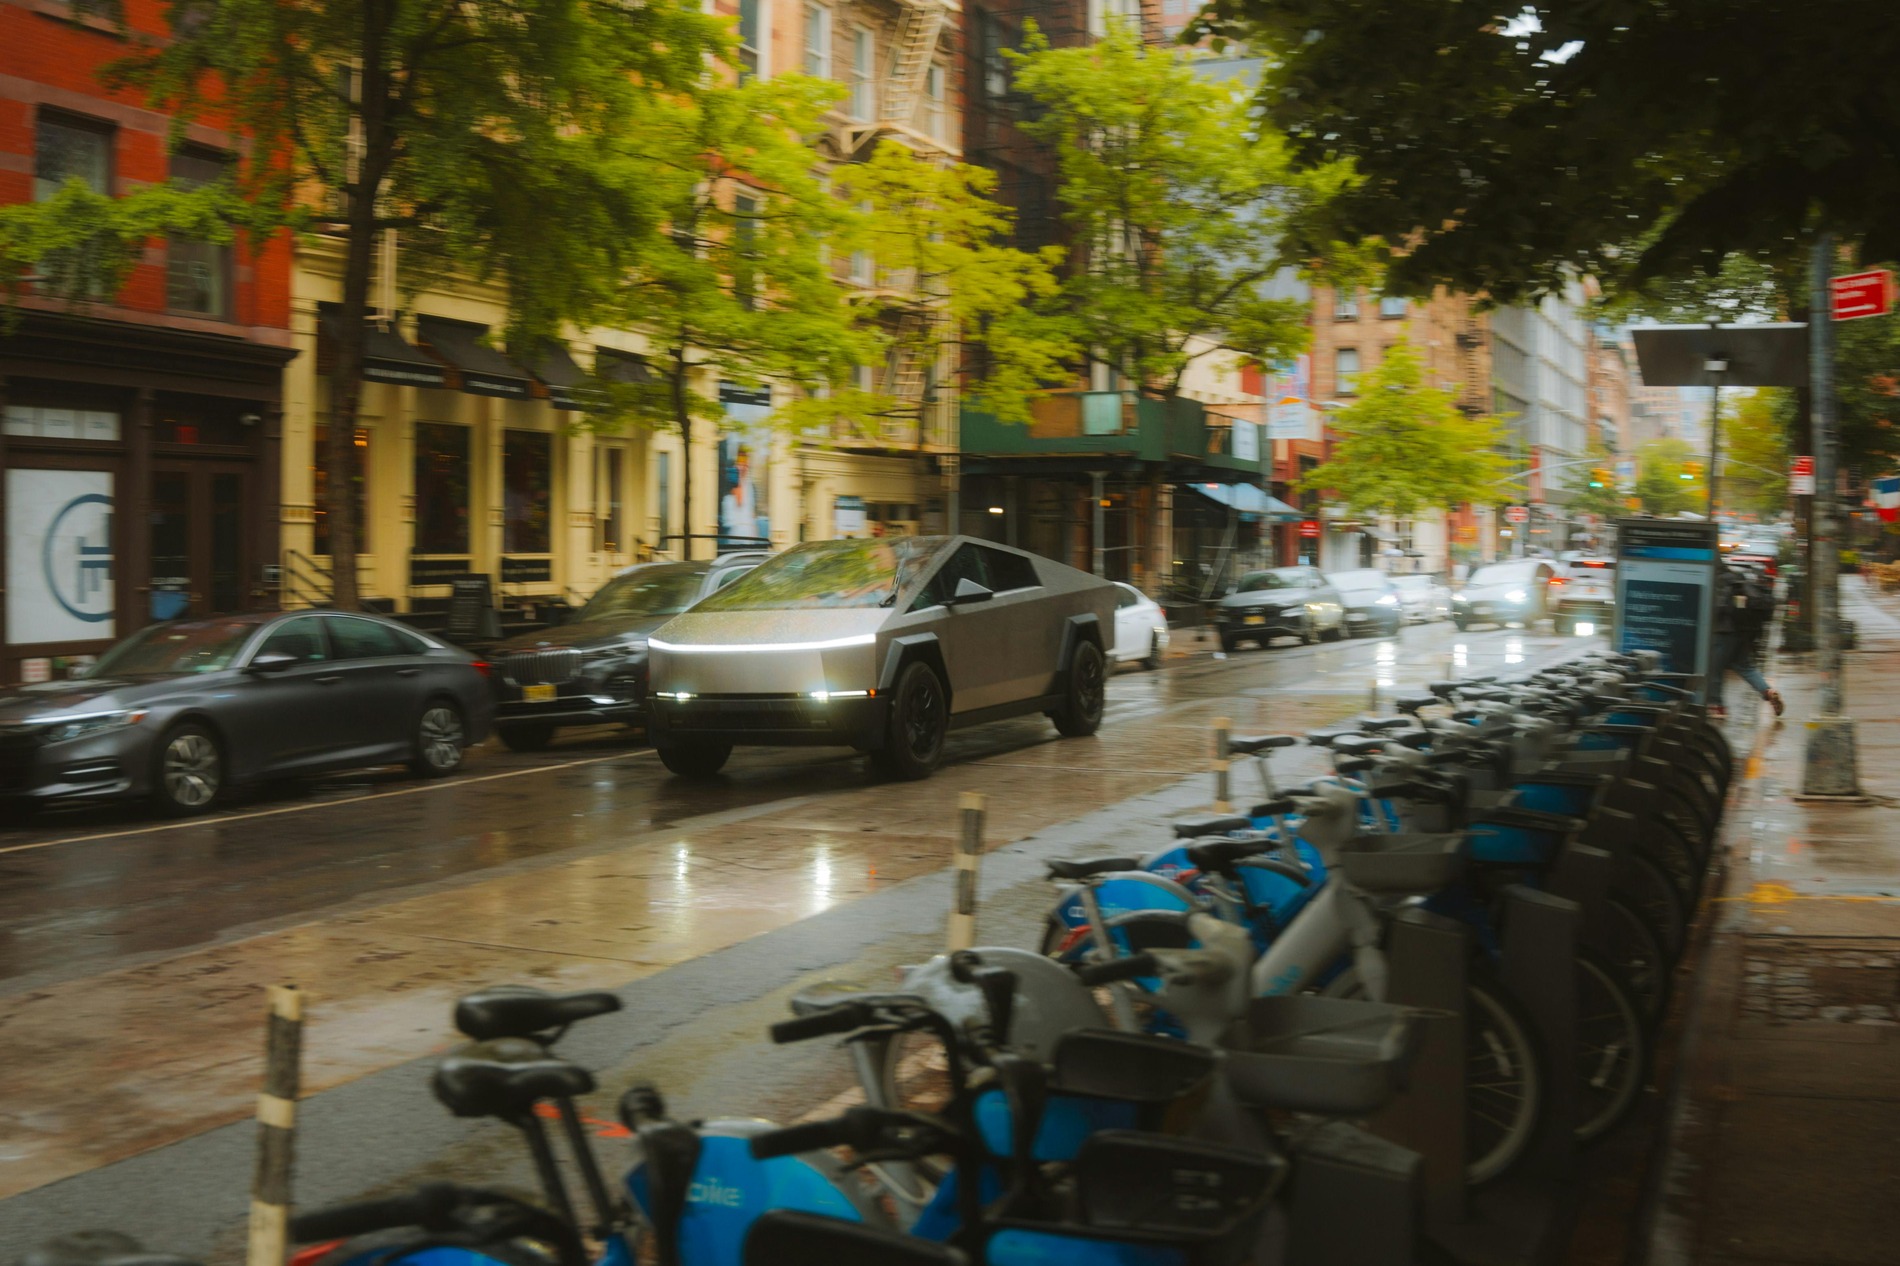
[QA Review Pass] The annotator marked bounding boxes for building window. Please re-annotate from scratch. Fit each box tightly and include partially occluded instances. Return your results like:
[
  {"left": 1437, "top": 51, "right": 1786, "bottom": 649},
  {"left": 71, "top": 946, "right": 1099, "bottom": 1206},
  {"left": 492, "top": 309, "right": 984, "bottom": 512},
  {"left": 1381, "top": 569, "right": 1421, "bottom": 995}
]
[
  {"left": 737, "top": 0, "right": 761, "bottom": 79},
  {"left": 850, "top": 27, "right": 876, "bottom": 120},
  {"left": 35, "top": 111, "right": 112, "bottom": 200},
  {"left": 413, "top": 422, "right": 471, "bottom": 555},
  {"left": 597, "top": 445, "right": 627, "bottom": 552},
  {"left": 1379, "top": 295, "right": 1408, "bottom": 319},
  {"left": 167, "top": 147, "right": 232, "bottom": 318},
  {"left": 979, "top": 13, "right": 1010, "bottom": 103},
  {"left": 1335, "top": 347, "right": 1361, "bottom": 396},
  {"left": 503, "top": 430, "right": 553, "bottom": 554},
  {"left": 1333, "top": 291, "right": 1359, "bottom": 321},
  {"left": 804, "top": 3, "right": 831, "bottom": 78},
  {"left": 923, "top": 63, "right": 946, "bottom": 138},
  {"left": 849, "top": 201, "right": 874, "bottom": 284},
  {"left": 313, "top": 423, "right": 370, "bottom": 556}
]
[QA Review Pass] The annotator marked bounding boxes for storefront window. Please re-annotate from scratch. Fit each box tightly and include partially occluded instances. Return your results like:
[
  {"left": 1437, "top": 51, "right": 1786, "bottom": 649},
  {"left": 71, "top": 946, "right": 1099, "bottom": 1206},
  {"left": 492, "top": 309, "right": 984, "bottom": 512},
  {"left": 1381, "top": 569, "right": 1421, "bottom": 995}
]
[
  {"left": 414, "top": 422, "right": 471, "bottom": 555},
  {"left": 313, "top": 423, "right": 370, "bottom": 556},
  {"left": 503, "top": 430, "right": 552, "bottom": 554},
  {"left": 597, "top": 445, "right": 626, "bottom": 552}
]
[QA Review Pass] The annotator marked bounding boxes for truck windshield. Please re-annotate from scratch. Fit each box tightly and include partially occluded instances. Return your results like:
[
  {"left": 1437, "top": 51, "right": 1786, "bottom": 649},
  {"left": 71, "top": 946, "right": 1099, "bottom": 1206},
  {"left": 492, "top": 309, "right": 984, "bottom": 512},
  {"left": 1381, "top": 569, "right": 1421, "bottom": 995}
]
[{"left": 694, "top": 537, "right": 949, "bottom": 611}]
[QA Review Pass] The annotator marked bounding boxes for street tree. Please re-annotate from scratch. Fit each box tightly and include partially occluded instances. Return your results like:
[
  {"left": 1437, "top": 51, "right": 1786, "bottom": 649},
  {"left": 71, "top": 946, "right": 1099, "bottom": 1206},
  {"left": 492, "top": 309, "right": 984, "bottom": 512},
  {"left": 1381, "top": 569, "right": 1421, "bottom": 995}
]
[
  {"left": 594, "top": 90, "right": 1066, "bottom": 556},
  {"left": 1185, "top": 0, "right": 1900, "bottom": 303},
  {"left": 1634, "top": 438, "right": 1699, "bottom": 516},
  {"left": 1006, "top": 23, "right": 1349, "bottom": 394},
  {"left": 0, "top": 0, "right": 727, "bottom": 607},
  {"left": 1722, "top": 391, "right": 1792, "bottom": 516},
  {"left": 1560, "top": 438, "right": 1628, "bottom": 525},
  {"left": 1297, "top": 341, "right": 1509, "bottom": 520}
]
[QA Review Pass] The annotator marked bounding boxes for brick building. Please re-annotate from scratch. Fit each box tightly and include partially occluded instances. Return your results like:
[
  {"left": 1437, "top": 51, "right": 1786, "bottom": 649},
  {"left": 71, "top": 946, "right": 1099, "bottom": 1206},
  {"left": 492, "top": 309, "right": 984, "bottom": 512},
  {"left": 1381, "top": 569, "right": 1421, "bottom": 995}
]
[{"left": 0, "top": 0, "right": 295, "bottom": 683}]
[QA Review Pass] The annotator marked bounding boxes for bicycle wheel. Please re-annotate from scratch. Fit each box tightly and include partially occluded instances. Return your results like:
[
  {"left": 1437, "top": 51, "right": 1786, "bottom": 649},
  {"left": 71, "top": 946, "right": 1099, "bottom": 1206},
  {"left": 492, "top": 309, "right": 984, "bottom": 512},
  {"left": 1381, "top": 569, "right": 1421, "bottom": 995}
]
[
  {"left": 1614, "top": 850, "right": 1690, "bottom": 963},
  {"left": 1599, "top": 897, "right": 1672, "bottom": 1022},
  {"left": 1465, "top": 970, "right": 1547, "bottom": 1186},
  {"left": 1574, "top": 949, "right": 1650, "bottom": 1145}
]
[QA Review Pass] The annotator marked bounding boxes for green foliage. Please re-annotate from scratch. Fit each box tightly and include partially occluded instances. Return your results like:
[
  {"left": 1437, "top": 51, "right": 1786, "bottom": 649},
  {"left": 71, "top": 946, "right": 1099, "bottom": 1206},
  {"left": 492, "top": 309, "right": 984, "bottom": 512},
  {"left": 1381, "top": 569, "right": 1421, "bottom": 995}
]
[
  {"left": 1835, "top": 307, "right": 1900, "bottom": 478},
  {"left": 1722, "top": 391, "right": 1792, "bottom": 514},
  {"left": 1006, "top": 24, "right": 1332, "bottom": 393},
  {"left": 1297, "top": 342, "right": 1510, "bottom": 518},
  {"left": 1635, "top": 438, "right": 1698, "bottom": 516},
  {"left": 1187, "top": 0, "right": 1900, "bottom": 305}
]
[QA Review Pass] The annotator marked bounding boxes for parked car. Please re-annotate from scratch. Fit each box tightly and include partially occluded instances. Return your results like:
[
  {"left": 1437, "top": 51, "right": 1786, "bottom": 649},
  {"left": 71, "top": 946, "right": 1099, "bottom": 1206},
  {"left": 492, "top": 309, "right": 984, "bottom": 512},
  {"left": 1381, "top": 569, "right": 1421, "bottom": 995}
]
[
  {"left": 645, "top": 536, "right": 1118, "bottom": 781},
  {"left": 1111, "top": 582, "right": 1170, "bottom": 669},
  {"left": 1551, "top": 557, "right": 1616, "bottom": 634},
  {"left": 490, "top": 553, "right": 770, "bottom": 751},
  {"left": 0, "top": 611, "right": 493, "bottom": 818},
  {"left": 1452, "top": 559, "right": 1558, "bottom": 630},
  {"left": 1213, "top": 566, "right": 1346, "bottom": 651},
  {"left": 1391, "top": 573, "right": 1453, "bottom": 623},
  {"left": 1326, "top": 568, "right": 1405, "bottom": 637}
]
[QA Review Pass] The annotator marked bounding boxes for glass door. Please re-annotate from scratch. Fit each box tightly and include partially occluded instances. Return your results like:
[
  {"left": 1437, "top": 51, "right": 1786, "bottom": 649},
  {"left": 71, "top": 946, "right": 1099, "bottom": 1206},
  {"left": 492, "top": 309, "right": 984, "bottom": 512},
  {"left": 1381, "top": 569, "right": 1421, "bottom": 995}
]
[{"left": 149, "top": 463, "right": 250, "bottom": 620}]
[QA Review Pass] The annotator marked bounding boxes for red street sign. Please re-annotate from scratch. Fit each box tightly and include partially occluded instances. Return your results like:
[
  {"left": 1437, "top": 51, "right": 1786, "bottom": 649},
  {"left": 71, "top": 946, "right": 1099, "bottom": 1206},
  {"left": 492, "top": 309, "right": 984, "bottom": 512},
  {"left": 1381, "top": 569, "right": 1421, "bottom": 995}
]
[
  {"left": 1298, "top": 519, "right": 1321, "bottom": 539},
  {"left": 1505, "top": 505, "right": 1529, "bottom": 523},
  {"left": 1831, "top": 270, "right": 1895, "bottom": 321},
  {"left": 1790, "top": 455, "right": 1815, "bottom": 496}
]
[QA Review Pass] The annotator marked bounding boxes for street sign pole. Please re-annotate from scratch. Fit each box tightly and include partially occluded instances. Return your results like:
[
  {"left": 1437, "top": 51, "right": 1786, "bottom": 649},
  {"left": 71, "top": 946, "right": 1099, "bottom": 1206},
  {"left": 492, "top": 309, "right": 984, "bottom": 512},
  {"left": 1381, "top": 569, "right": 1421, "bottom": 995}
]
[{"left": 1804, "top": 231, "right": 1859, "bottom": 796}]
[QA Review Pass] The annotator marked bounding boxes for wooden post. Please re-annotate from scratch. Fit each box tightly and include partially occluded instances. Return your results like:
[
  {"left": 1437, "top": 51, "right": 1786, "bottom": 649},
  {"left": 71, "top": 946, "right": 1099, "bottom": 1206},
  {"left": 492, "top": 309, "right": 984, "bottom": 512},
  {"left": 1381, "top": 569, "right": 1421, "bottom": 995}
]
[
  {"left": 948, "top": 792, "right": 985, "bottom": 950},
  {"left": 248, "top": 985, "right": 302, "bottom": 1266},
  {"left": 1213, "top": 717, "right": 1232, "bottom": 812}
]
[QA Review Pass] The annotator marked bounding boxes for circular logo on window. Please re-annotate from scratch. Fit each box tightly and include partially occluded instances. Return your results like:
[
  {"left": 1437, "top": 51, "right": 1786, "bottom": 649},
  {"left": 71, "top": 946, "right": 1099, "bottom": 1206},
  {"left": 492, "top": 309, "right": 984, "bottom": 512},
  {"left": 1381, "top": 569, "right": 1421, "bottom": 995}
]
[{"left": 42, "top": 493, "right": 116, "bottom": 624}]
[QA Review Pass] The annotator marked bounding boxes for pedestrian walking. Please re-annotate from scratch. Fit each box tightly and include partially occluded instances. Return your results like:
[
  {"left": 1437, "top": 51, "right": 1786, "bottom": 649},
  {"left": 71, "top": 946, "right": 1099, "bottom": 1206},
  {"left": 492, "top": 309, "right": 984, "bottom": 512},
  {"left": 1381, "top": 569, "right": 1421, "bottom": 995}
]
[{"left": 1712, "top": 563, "right": 1784, "bottom": 718}]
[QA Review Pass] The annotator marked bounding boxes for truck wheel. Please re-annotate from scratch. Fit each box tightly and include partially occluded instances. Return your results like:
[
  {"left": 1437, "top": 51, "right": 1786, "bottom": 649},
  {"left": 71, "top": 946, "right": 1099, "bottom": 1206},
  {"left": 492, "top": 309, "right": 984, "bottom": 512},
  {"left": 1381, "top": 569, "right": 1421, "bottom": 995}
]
[
  {"left": 874, "top": 661, "right": 948, "bottom": 780},
  {"left": 1053, "top": 640, "right": 1106, "bottom": 738},
  {"left": 657, "top": 737, "right": 732, "bottom": 779}
]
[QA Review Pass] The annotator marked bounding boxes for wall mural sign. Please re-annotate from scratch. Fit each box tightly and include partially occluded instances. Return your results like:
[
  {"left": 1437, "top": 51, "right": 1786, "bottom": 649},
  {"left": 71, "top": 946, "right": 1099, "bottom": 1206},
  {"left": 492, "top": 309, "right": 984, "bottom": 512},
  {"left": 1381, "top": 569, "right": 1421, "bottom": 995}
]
[{"left": 7, "top": 469, "right": 116, "bottom": 645}]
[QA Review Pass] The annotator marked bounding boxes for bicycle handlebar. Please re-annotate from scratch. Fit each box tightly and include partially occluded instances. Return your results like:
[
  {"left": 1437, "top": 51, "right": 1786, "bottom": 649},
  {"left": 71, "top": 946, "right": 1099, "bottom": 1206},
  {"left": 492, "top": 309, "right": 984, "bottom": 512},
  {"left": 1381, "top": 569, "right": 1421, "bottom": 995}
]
[
  {"left": 748, "top": 1117, "right": 851, "bottom": 1159},
  {"left": 1074, "top": 953, "right": 1161, "bottom": 985},
  {"left": 769, "top": 1004, "right": 871, "bottom": 1045}
]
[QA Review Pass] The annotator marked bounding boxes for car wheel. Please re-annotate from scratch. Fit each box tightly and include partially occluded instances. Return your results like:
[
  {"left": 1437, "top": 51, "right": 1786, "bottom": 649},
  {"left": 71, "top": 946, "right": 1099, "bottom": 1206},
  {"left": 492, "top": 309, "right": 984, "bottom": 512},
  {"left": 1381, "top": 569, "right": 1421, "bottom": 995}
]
[
  {"left": 1053, "top": 639, "right": 1107, "bottom": 738},
  {"left": 1142, "top": 632, "right": 1163, "bottom": 671},
  {"left": 498, "top": 723, "right": 556, "bottom": 753},
  {"left": 657, "top": 737, "right": 733, "bottom": 779},
  {"left": 153, "top": 722, "right": 223, "bottom": 816},
  {"left": 410, "top": 700, "right": 467, "bottom": 777},
  {"left": 1454, "top": 618, "right": 1469, "bottom": 631},
  {"left": 875, "top": 660, "right": 949, "bottom": 781}
]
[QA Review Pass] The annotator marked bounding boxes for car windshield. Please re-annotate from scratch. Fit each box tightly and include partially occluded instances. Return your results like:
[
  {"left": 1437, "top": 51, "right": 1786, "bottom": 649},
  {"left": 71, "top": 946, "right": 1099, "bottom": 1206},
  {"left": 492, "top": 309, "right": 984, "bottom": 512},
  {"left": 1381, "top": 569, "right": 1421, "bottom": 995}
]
[
  {"left": 694, "top": 537, "right": 947, "bottom": 611},
  {"left": 1469, "top": 562, "right": 1538, "bottom": 586},
  {"left": 579, "top": 566, "right": 708, "bottom": 620},
  {"left": 1329, "top": 570, "right": 1387, "bottom": 595},
  {"left": 89, "top": 621, "right": 257, "bottom": 677},
  {"left": 1237, "top": 570, "right": 1299, "bottom": 592}
]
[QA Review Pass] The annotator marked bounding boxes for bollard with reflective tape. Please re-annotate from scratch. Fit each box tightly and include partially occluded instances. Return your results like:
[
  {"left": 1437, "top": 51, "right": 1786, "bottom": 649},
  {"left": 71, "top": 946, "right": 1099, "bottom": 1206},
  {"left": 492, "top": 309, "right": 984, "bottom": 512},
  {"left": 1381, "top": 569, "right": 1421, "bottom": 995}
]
[
  {"left": 248, "top": 984, "right": 302, "bottom": 1266},
  {"left": 948, "top": 792, "right": 985, "bottom": 951}
]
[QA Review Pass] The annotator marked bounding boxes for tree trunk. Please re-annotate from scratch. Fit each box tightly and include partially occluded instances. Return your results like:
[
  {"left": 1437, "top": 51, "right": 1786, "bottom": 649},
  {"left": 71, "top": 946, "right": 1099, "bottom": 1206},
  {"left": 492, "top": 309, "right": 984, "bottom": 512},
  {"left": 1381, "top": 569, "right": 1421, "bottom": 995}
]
[
  {"left": 672, "top": 353, "right": 693, "bottom": 561},
  {"left": 325, "top": 216, "right": 376, "bottom": 611}
]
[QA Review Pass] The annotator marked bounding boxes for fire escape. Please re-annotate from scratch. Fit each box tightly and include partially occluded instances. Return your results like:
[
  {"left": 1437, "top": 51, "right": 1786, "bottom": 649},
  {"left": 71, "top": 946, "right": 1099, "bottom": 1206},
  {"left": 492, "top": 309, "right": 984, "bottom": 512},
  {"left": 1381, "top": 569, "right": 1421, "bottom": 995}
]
[{"left": 844, "top": 0, "right": 959, "bottom": 157}]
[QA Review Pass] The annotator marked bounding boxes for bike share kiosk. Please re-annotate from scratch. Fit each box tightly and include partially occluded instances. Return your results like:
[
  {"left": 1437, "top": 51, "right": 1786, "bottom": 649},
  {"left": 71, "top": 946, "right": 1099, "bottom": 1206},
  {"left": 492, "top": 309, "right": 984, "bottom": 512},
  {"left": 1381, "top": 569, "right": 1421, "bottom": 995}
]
[{"left": 1613, "top": 517, "right": 1719, "bottom": 702}]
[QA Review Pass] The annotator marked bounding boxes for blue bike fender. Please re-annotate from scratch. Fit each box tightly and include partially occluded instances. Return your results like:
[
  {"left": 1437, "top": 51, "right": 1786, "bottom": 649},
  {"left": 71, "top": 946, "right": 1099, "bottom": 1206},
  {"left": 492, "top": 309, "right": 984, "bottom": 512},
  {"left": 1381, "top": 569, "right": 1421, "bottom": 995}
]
[
  {"left": 987, "top": 1228, "right": 1188, "bottom": 1266},
  {"left": 973, "top": 1088, "right": 1141, "bottom": 1162},
  {"left": 625, "top": 1122, "right": 879, "bottom": 1266}
]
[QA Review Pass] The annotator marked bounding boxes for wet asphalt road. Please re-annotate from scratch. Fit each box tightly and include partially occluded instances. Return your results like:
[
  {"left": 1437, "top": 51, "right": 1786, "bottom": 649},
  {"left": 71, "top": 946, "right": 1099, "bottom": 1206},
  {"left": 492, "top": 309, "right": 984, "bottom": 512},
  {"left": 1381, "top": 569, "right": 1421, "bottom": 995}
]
[{"left": 0, "top": 619, "right": 1591, "bottom": 1248}]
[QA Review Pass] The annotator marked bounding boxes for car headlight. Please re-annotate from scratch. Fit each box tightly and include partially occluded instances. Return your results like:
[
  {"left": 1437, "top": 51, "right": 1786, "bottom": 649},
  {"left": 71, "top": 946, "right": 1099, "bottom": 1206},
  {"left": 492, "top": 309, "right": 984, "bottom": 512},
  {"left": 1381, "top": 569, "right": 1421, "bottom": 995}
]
[
  {"left": 1453, "top": 594, "right": 1469, "bottom": 605},
  {"left": 39, "top": 709, "right": 147, "bottom": 744},
  {"left": 1506, "top": 589, "right": 1528, "bottom": 604},
  {"left": 1375, "top": 594, "right": 1398, "bottom": 607}
]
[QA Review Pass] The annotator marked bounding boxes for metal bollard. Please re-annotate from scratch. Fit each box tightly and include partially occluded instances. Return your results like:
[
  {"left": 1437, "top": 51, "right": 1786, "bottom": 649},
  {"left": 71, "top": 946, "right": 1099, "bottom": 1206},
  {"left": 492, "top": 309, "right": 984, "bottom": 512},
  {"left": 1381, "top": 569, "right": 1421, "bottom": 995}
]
[
  {"left": 948, "top": 791, "right": 985, "bottom": 950},
  {"left": 1213, "top": 717, "right": 1232, "bottom": 812},
  {"left": 248, "top": 984, "right": 302, "bottom": 1266}
]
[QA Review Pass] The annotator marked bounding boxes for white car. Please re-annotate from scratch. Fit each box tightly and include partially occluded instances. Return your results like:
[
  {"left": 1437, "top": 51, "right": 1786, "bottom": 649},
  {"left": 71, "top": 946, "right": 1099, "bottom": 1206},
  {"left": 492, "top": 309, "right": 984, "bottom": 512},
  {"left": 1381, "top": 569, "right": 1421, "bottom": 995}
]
[
  {"left": 1390, "top": 574, "right": 1452, "bottom": 623},
  {"left": 1112, "top": 582, "right": 1169, "bottom": 669}
]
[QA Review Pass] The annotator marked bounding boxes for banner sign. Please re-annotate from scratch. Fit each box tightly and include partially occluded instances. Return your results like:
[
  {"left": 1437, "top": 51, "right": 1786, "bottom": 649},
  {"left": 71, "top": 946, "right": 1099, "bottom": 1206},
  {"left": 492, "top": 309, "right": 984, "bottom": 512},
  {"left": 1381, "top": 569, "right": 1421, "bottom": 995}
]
[
  {"left": 1790, "top": 455, "right": 1815, "bottom": 496},
  {"left": 1265, "top": 355, "right": 1317, "bottom": 441},
  {"left": 1614, "top": 517, "right": 1718, "bottom": 701},
  {"left": 6, "top": 469, "right": 115, "bottom": 646}
]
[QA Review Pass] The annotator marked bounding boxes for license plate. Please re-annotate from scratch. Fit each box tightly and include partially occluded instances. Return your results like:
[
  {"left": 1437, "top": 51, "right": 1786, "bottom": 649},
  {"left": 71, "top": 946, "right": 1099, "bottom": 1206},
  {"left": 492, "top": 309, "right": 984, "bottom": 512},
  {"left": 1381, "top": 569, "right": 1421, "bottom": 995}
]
[
  {"left": 1245, "top": 615, "right": 1266, "bottom": 625},
  {"left": 523, "top": 684, "right": 557, "bottom": 703}
]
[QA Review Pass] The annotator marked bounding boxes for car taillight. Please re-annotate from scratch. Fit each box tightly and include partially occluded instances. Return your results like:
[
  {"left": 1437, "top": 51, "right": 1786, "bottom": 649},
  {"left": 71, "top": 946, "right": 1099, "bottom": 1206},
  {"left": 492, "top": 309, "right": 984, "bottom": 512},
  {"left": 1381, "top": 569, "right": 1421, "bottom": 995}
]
[
  {"left": 1549, "top": 577, "right": 1566, "bottom": 586},
  {"left": 470, "top": 660, "right": 493, "bottom": 678}
]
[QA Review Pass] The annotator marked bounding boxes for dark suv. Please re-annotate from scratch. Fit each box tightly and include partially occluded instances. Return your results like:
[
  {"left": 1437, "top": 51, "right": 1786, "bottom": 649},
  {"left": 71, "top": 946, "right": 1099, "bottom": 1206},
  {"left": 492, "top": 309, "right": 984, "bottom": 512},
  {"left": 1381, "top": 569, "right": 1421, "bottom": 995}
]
[{"left": 492, "top": 554, "right": 768, "bottom": 751}]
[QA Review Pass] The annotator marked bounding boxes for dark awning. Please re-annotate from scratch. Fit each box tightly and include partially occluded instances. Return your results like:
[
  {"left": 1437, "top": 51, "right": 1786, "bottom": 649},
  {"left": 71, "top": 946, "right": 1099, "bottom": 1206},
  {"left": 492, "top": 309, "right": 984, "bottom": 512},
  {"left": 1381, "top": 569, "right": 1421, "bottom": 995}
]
[
  {"left": 522, "top": 341, "right": 591, "bottom": 411},
  {"left": 416, "top": 316, "right": 533, "bottom": 399},
  {"left": 1186, "top": 481, "right": 1303, "bottom": 521},
  {"left": 596, "top": 348, "right": 655, "bottom": 384},
  {"left": 317, "top": 303, "right": 446, "bottom": 389}
]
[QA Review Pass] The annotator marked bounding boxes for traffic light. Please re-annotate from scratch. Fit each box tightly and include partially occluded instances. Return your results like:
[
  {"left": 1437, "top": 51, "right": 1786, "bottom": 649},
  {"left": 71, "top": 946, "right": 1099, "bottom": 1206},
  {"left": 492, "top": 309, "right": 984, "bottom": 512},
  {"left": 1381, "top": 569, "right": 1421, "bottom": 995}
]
[
  {"left": 1588, "top": 467, "right": 1608, "bottom": 488},
  {"left": 1680, "top": 461, "right": 1704, "bottom": 482}
]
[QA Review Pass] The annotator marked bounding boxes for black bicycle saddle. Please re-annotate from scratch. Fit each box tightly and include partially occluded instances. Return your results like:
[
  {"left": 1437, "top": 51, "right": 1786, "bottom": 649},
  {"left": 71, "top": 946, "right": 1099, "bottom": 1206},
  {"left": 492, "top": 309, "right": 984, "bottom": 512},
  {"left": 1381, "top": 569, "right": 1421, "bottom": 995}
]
[
  {"left": 454, "top": 986, "right": 621, "bottom": 1041},
  {"left": 432, "top": 1056, "right": 595, "bottom": 1121}
]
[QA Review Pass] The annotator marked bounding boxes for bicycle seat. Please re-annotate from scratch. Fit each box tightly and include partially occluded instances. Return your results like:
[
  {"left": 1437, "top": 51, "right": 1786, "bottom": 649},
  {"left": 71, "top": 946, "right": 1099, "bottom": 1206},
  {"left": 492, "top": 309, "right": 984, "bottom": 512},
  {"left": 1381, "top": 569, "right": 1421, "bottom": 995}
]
[
  {"left": 1332, "top": 734, "right": 1386, "bottom": 756},
  {"left": 1229, "top": 733, "right": 1299, "bottom": 754},
  {"left": 1395, "top": 694, "right": 1438, "bottom": 713},
  {"left": 1305, "top": 727, "right": 1355, "bottom": 747},
  {"left": 1360, "top": 717, "right": 1414, "bottom": 733},
  {"left": 454, "top": 985, "right": 621, "bottom": 1041},
  {"left": 1171, "top": 813, "right": 1252, "bottom": 839},
  {"left": 1046, "top": 856, "right": 1141, "bottom": 881},
  {"left": 1388, "top": 729, "right": 1435, "bottom": 750},
  {"left": 432, "top": 1056, "right": 595, "bottom": 1120},
  {"left": 744, "top": 1210, "right": 966, "bottom": 1266},
  {"left": 1426, "top": 680, "right": 1461, "bottom": 697}
]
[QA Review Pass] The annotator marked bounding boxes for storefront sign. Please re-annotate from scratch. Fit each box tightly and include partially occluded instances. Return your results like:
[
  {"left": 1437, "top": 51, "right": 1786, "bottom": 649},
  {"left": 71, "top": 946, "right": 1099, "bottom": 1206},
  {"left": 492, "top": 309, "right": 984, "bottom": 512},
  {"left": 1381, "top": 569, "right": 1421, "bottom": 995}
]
[
  {"left": 409, "top": 556, "right": 472, "bottom": 586},
  {"left": 1298, "top": 519, "right": 1321, "bottom": 539},
  {"left": 1232, "top": 419, "right": 1260, "bottom": 463},
  {"left": 1614, "top": 517, "right": 1718, "bottom": 701},
  {"left": 6, "top": 469, "right": 115, "bottom": 646},
  {"left": 500, "top": 556, "right": 552, "bottom": 584},
  {"left": 834, "top": 495, "right": 867, "bottom": 538}
]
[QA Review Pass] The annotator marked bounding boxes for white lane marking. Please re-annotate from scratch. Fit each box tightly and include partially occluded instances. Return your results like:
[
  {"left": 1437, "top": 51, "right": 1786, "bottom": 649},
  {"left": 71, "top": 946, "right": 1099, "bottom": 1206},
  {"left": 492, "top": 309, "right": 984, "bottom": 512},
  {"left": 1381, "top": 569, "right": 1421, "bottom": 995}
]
[{"left": 0, "top": 751, "right": 653, "bottom": 857}]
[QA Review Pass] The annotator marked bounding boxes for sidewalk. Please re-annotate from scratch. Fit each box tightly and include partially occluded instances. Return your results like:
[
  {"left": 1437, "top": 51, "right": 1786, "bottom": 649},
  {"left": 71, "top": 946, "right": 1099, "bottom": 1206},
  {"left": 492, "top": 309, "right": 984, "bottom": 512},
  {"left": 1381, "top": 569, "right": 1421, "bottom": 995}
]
[{"left": 1642, "top": 576, "right": 1900, "bottom": 1265}]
